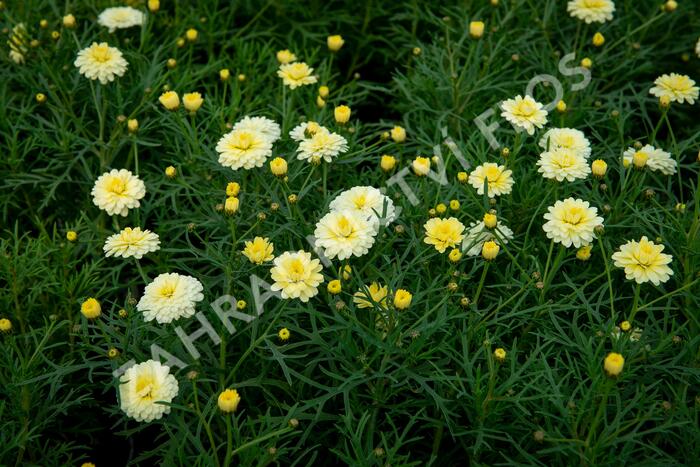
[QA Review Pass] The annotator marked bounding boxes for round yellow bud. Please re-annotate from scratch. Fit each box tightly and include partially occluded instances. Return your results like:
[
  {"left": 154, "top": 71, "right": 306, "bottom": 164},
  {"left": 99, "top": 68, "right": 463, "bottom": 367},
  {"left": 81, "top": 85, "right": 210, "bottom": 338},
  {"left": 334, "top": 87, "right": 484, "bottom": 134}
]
[
  {"left": 166, "top": 58, "right": 177, "bottom": 69},
  {"left": 127, "top": 118, "right": 139, "bottom": 133},
  {"left": 390, "top": 126, "right": 406, "bottom": 143},
  {"left": 380, "top": 155, "right": 396, "bottom": 172},
  {"left": 620, "top": 320, "right": 632, "bottom": 332},
  {"left": 218, "top": 389, "right": 241, "bottom": 413},
  {"left": 448, "top": 248, "right": 462, "bottom": 263},
  {"left": 481, "top": 240, "right": 499, "bottom": 260},
  {"left": 457, "top": 171, "right": 468, "bottom": 183},
  {"left": 237, "top": 74, "right": 246, "bottom": 82},
  {"left": 276, "top": 49, "right": 296, "bottom": 64},
  {"left": 287, "top": 194, "right": 297, "bottom": 204},
  {"left": 159, "top": 91, "right": 180, "bottom": 110},
  {"left": 148, "top": 0, "right": 160, "bottom": 12},
  {"left": 483, "top": 213, "right": 497, "bottom": 229},
  {"left": 183, "top": 92, "right": 204, "bottom": 112},
  {"left": 580, "top": 57, "right": 592, "bottom": 69},
  {"left": 591, "top": 159, "right": 607, "bottom": 177},
  {"left": 236, "top": 300, "right": 246, "bottom": 310},
  {"left": 226, "top": 182, "right": 240, "bottom": 197},
  {"left": 278, "top": 328, "right": 290, "bottom": 341},
  {"left": 318, "top": 85, "right": 330, "bottom": 98},
  {"left": 393, "top": 289, "right": 413, "bottom": 309},
  {"left": 270, "top": 157, "right": 288, "bottom": 176},
  {"left": 592, "top": 32, "right": 605, "bottom": 47},
  {"left": 224, "top": 196, "right": 239, "bottom": 215},
  {"left": 334, "top": 105, "right": 351, "bottom": 124},
  {"left": 165, "top": 166, "right": 177, "bottom": 178},
  {"left": 316, "top": 95, "right": 326, "bottom": 108},
  {"left": 39, "top": 19, "right": 48, "bottom": 29},
  {"left": 469, "top": 21, "right": 485, "bottom": 39},
  {"left": 36, "top": 93, "right": 47, "bottom": 104},
  {"left": 219, "top": 68, "right": 230, "bottom": 81},
  {"left": 664, "top": 0, "right": 677, "bottom": 12},
  {"left": 80, "top": 298, "right": 101, "bottom": 319},
  {"left": 556, "top": 100, "right": 567, "bottom": 112},
  {"left": 436, "top": 203, "right": 447, "bottom": 214},
  {"left": 327, "top": 279, "right": 342, "bottom": 294},
  {"left": 604, "top": 352, "right": 624, "bottom": 377},
  {"left": 576, "top": 245, "right": 592, "bottom": 261},
  {"left": 63, "top": 14, "right": 76, "bottom": 29},
  {"left": 66, "top": 231, "right": 78, "bottom": 242},
  {"left": 327, "top": 35, "right": 344, "bottom": 52},
  {"left": 412, "top": 157, "right": 430, "bottom": 176},
  {"left": 176, "top": 38, "right": 185, "bottom": 48},
  {"left": 449, "top": 199, "right": 460, "bottom": 211},
  {"left": 0, "top": 318, "right": 12, "bottom": 333},
  {"left": 185, "top": 28, "right": 198, "bottom": 42},
  {"left": 107, "top": 347, "right": 119, "bottom": 359},
  {"left": 494, "top": 348, "right": 506, "bottom": 362},
  {"left": 51, "top": 31, "right": 60, "bottom": 40},
  {"left": 412, "top": 47, "right": 421, "bottom": 56}
]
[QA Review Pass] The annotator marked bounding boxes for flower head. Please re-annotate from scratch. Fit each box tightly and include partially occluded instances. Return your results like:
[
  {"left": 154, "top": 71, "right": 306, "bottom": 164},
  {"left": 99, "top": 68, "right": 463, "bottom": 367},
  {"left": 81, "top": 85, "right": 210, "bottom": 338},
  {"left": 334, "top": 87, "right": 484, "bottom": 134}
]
[
  {"left": 104, "top": 227, "right": 160, "bottom": 259},
  {"left": 567, "top": 0, "right": 615, "bottom": 23},
  {"left": 91, "top": 169, "right": 146, "bottom": 217},
  {"left": 270, "top": 251, "right": 324, "bottom": 302},
  {"left": 216, "top": 128, "right": 273, "bottom": 170},
  {"left": 183, "top": 92, "right": 204, "bottom": 112},
  {"left": 233, "top": 116, "right": 281, "bottom": 144},
  {"left": 612, "top": 236, "right": 673, "bottom": 285},
  {"left": 119, "top": 360, "right": 178, "bottom": 422},
  {"left": 482, "top": 240, "right": 500, "bottom": 260},
  {"left": 314, "top": 210, "right": 377, "bottom": 260},
  {"left": 649, "top": 73, "right": 698, "bottom": 105},
  {"left": 81, "top": 298, "right": 101, "bottom": 319},
  {"left": 623, "top": 145, "right": 677, "bottom": 175},
  {"left": 543, "top": 198, "right": 603, "bottom": 248},
  {"left": 353, "top": 282, "right": 388, "bottom": 309},
  {"left": 412, "top": 157, "right": 431, "bottom": 176},
  {"left": 329, "top": 186, "right": 396, "bottom": 226},
  {"left": 218, "top": 389, "right": 241, "bottom": 413},
  {"left": 469, "top": 21, "right": 485, "bottom": 38},
  {"left": 137, "top": 273, "right": 204, "bottom": 324},
  {"left": 463, "top": 221, "right": 514, "bottom": 256},
  {"left": 277, "top": 62, "right": 318, "bottom": 89},
  {"left": 494, "top": 348, "right": 507, "bottom": 362},
  {"left": 74, "top": 42, "right": 128, "bottom": 84},
  {"left": 424, "top": 217, "right": 465, "bottom": 253},
  {"left": 500, "top": 95, "right": 548, "bottom": 135},
  {"left": 390, "top": 126, "right": 406, "bottom": 143},
  {"left": 98, "top": 7, "right": 144, "bottom": 32},
  {"left": 242, "top": 237, "right": 275, "bottom": 264},
  {"left": 603, "top": 352, "right": 624, "bottom": 376},
  {"left": 537, "top": 148, "right": 590, "bottom": 182},
  {"left": 538, "top": 128, "right": 591, "bottom": 158},
  {"left": 393, "top": 289, "right": 413, "bottom": 309},
  {"left": 159, "top": 91, "right": 180, "bottom": 110},
  {"left": 296, "top": 127, "right": 348, "bottom": 163},
  {"left": 468, "top": 163, "right": 514, "bottom": 197},
  {"left": 276, "top": 49, "right": 297, "bottom": 64},
  {"left": 327, "top": 35, "right": 345, "bottom": 52}
]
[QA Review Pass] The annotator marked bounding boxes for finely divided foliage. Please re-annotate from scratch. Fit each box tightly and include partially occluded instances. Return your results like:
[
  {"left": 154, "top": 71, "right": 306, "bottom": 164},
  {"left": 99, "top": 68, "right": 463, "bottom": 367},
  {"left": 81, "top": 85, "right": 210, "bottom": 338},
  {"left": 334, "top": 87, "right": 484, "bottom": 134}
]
[{"left": 1, "top": 0, "right": 700, "bottom": 465}]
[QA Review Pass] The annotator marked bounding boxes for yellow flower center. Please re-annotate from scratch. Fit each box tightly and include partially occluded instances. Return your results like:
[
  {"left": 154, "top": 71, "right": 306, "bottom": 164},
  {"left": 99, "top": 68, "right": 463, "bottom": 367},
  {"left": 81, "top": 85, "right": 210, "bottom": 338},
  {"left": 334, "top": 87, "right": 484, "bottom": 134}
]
[
  {"left": 231, "top": 132, "right": 254, "bottom": 150},
  {"left": 158, "top": 283, "right": 176, "bottom": 298},
  {"left": 563, "top": 206, "right": 585, "bottom": 225},
  {"left": 514, "top": 100, "right": 537, "bottom": 117},
  {"left": 90, "top": 44, "right": 112, "bottom": 63},
  {"left": 484, "top": 166, "right": 502, "bottom": 182},
  {"left": 336, "top": 216, "right": 354, "bottom": 237},
  {"left": 287, "top": 64, "right": 308, "bottom": 80},
  {"left": 135, "top": 374, "right": 155, "bottom": 400},
  {"left": 634, "top": 243, "right": 655, "bottom": 267},
  {"left": 287, "top": 259, "right": 306, "bottom": 281},
  {"left": 108, "top": 177, "right": 127, "bottom": 194},
  {"left": 553, "top": 152, "right": 576, "bottom": 169},
  {"left": 353, "top": 195, "right": 367, "bottom": 209},
  {"left": 583, "top": 0, "right": 606, "bottom": 7}
]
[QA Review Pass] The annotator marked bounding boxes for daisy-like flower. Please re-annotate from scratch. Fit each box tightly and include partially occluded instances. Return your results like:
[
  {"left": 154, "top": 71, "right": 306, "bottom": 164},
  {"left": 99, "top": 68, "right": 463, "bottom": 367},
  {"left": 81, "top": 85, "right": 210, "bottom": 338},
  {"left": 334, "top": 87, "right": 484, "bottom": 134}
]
[
  {"left": 119, "top": 360, "right": 178, "bottom": 422},
  {"left": 537, "top": 148, "right": 591, "bottom": 182},
  {"left": 538, "top": 128, "right": 591, "bottom": 159},
  {"left": 74, "top": 42, "right": 128, "bottom": 84},
  {"left": 137, "top": 273, "right": 204, "bottom": 324},
  {"left": 462, "top": 221, "right": 514, "bottom": 257},
  {"left": 353, "top": 282, "right": 389, "bottom": 309},
  {"left": 649, "top": 73, "right": 699, "bottom": 105},
  {"left": 277, "top": 62, "right": 318, "bottom": 89},
  {"left": 622, "top": 145, "right": 677, "bottom": 175},
  {"left": 270, "top": 251, "right": 324, "bottom": 302},
  {"left": 500, "top": 95, "right": 548, "bottom": 135},
  {"left": 543, "top": 198, "right": 603, "bottom": 248},
  {"left": 242, "top": 237, "right": 275, "bottom": 264},
  {"left": 612, "top": 237, "right": 673, "bottom": 285},
  {"left": 104, "top": 227, "right": 160, "bottom": 259},
  {"left": 91, "top": 169, "right": 146, "bottom": 217},
  {"left": 98, "top": 6, "right": 145, "bottom": 32},
  {"left": 216, "top": 128, "right": 273, "bottom": 170},
  {"left": 314, "top": 210, "right": 378, "bottom": 260},
  {"left": 424, "top": 217, "right": 466, "bottom": 253},
  {"left": 296, "top": 127, "right": 348, "bottom": 163},
  {"left": 233, "top": 116, "right": 282, "bottom": 144},
  {"left": 329, "top": 186, "right": 396, "bottom": 226},
  {"left": 468, "top": 163, "right": 514, "bottom": 198},
  {"left": 567, "top": 0, "right": 615, "bottom": 24}
]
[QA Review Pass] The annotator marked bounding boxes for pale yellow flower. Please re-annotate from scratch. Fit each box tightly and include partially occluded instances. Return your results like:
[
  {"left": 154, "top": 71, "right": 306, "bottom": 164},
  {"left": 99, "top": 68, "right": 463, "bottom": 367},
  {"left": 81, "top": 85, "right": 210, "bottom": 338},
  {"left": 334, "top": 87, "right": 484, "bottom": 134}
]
[
  {"left": 313, "top": 210, "right": 377, "bottom": 260},
  {"left": 649, "top": 73, "right": 698, "bottom": 105},
  {"left": 537, "top": 148, "right": 590, "bottom": 182},
  {"left": 424, "top": 217, "right": 465, "bottom": 253},
  {"left": 277, "top": 62, "right": 318, "bottom": 89},
  {"left": 353, "top": 282, "right": 388, "bottom": 309},
  {"left": 567, "top": 0, "right": 615, "bottom": 24},
  {"left": 500, "top": 95, "right": 548, "bottom": 135},
  {"left": 270, "top": 251, "right": 324, "bottom": 302},
  {"left": 242, "top": 237, "right": 275, "bottom": 264},
  {"left": 612, "top": 236, "right": 673, "bottom": 285},
  {"left": 91, "top": 169, "right": 146, "bottom": 217},
  {"left": 74, "top": 42, "right": 128, "bottom": 84},
  {"left": 119, "top": 360, "right": 178, "bottom": 422},
  {"left": 542, "top": 198, "right": 603, "bottom": 248},
  {"left": 468, "top": 163, "right": 514, "bottom": 197},
  {"left": 104, "top": 227, "right": 160, "bottom": 259}
]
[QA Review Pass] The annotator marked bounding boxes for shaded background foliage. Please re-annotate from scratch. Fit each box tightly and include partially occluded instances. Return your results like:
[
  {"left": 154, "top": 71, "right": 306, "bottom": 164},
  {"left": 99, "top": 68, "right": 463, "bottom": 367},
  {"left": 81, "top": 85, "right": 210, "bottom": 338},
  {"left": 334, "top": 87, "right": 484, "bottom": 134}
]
[{"left": 1, "top": 0, "right": 700, "bottom": 465}]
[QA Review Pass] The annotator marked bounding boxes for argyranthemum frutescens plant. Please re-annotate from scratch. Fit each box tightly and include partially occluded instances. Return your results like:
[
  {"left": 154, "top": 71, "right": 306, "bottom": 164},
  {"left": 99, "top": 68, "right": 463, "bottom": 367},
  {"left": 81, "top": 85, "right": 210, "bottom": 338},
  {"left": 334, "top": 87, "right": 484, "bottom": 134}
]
[{"left": 2, "top": 0, "right": 700, "bottom": 465}]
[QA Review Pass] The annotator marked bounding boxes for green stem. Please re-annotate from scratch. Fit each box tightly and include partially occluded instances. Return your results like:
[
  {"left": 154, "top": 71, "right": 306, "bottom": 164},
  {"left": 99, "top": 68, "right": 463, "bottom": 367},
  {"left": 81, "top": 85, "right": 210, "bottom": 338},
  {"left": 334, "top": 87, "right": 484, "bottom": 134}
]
[{"left": 192, "top": 380, "right": 221, "bottom": 467}]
